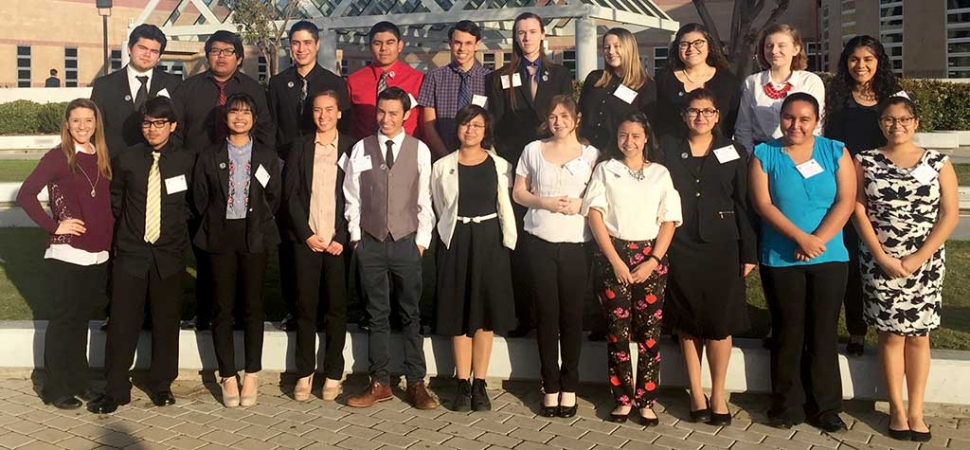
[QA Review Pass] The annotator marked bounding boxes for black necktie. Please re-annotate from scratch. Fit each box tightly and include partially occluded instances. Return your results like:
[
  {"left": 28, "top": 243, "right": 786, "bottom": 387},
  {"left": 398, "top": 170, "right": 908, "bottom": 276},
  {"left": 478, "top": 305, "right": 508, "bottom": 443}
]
[
  {"left": 134, "top": 76, "right": 149, "bottom": 109},
  {"left": 299, "top": 77, "right": 308, "bottom": 113},
  {"left": 385, "top": 140, "right": 395, "bottom": 169}
]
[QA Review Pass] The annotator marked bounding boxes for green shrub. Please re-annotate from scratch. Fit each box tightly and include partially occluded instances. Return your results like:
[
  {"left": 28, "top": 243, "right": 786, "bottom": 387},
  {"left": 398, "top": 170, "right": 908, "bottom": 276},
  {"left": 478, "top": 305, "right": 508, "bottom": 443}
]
[
  {"left": 37, "top": 103, "right": 66, "bottom": 134},
  {"left": 0, "top": 100, "right": 42, "bottom": 135}
]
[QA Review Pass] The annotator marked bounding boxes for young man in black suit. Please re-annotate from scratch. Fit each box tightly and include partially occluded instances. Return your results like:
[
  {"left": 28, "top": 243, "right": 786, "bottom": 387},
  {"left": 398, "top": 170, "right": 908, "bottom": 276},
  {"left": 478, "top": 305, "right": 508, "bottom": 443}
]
[
  {"left": 268, "top": 20, "right": 350, "bottom": 332},
  {"left": 172, "top": 30, "right": 275, "bottom": 331},
  {"left": 91, "top": 24, "right": 182, "bottom": 160},
  {"left": 88, "top": 97, "right": 195, "bottom": 414},
  {"left": 485, "top": 12, "right": 574, "bottom": 338}
]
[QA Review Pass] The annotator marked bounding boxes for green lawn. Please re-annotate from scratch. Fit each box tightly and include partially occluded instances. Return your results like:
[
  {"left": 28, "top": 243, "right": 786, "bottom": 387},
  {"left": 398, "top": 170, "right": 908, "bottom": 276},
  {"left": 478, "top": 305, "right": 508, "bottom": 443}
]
[
  {"left": 0, "top": 160, "right": 39, "bottom": 182},
  {"left": 0, "top": 228, "right": 967, "bottom": 350},
  {"left": 955, "top": 163, "right": 970, "bottom": 186}
]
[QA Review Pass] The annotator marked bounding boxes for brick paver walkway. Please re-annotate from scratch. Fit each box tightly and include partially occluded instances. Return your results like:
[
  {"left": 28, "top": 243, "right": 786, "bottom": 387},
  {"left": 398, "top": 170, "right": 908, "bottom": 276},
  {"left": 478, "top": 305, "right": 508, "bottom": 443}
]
[{"left": 0, "top": 372, "right": 965, "bottom": 450}]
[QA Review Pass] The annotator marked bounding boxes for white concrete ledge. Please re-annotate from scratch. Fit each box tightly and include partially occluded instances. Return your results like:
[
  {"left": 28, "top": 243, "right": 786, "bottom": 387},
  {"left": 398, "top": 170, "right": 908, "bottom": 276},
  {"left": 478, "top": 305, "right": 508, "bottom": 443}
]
[
  {"left": 914, "top": 132, "right": 961, "bottom": 149},
  {"left": 1, "top": 321, "right": 969, "bottom": 405},
  {"left": 0, "top": 88, "right": 92, "bottom": 104},
  {"left": 0, "top": 135, "right": 59, "bottom": 150}
]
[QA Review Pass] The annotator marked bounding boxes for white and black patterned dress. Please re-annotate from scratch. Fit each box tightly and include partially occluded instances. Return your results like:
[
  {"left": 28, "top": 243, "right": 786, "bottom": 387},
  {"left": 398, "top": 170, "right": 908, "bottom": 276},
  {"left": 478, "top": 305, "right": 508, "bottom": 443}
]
[{"left": 857, "top": 148, "right": 947, "bottom": 336}]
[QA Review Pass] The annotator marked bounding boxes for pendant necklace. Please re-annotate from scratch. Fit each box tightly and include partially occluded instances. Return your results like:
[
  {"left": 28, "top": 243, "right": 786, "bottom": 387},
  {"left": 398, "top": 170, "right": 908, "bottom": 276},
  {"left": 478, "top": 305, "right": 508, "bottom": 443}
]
[{"left": 77, "top": 163, "right": 99, "bottom": 197}]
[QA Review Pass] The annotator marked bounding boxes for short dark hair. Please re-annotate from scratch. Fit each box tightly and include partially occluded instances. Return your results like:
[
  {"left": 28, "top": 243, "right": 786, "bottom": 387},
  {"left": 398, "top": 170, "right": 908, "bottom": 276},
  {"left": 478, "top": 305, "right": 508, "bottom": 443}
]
[
  {"left": 308, "top": 89, "right": 341, "bottom": 106},
  {"left": 49, "top": 69, "right": 57, "bottom": 76},
  {"left": 377, "top": 87, "right": 411, "bottom": 111},
  {"left": 781, "top": 92, "right": 820, "bottom": 120},
  {"left": 667, "top": 23, "right": 728, "bottom": 71},
  {"left": 225, "top": 92, "right": 258, "bottom": 121},
  {"left": 448, "top": 20, "right": 482, "bottom": 41},
  {"left": 368, "top": 21, "right": 401, "bottom": 42},
  {"left": 140, "top": 96, "right": 178, "bottom": 122},
  {"left": 205, "top": 30, "right": 244, "bottom": 60},
  {"left": 454, "top": 105, "right": 493, "bottom": 149},
  {"left": 128, "top": 24, "right": 168, "bottom": 53},
  {"left": 289, "top": 20, "right": 320, "bottom": 41}
]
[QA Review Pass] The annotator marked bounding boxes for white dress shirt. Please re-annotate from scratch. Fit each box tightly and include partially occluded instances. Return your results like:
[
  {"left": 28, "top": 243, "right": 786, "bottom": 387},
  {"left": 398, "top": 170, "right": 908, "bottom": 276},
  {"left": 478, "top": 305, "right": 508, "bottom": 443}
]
[
  {"left": 734, "top": 70, "right": 826, "bottom": 153},
  {"left": 515, "top": 140, "right": 599, "bottom": 243},
  {"left": 581, "top": 160, "right": 683, "bottom": 241},
  {"left": 126, "top": 65, "right": 153, "bottom": 103},
  {"left": 343, "top": 130, "right": 435, "bottom": 248}
]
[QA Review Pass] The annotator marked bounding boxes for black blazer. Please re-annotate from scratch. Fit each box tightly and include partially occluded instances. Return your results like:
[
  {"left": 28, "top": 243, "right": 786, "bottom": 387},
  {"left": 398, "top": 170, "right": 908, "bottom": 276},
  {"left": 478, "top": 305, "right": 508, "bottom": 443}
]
[
  {"left": 268, "top": 64, "right": 351, "bottom": 159},
  {"left": 654, "top": 68, "right": 740, "bottom": 140},
  {"left": 657, "top": 135, "right": 758, "bottom": 265},
  {"left": 281, "top": 133, "right": 353, "bottom": 245},
  {"left": 192, "top": 141, "right": 281, "bottom": 253},
  {"left": 485, "top": 61, "right": 573, "bottom": 164},
  {"left": 90, "top": 66, "right": 182, "bottom": 159},
  {"left": 110, "top": 141, "right": 195, "bottom": 279},
  {"left": 578, "top": 69, "right": 658, "bottom": 151}
]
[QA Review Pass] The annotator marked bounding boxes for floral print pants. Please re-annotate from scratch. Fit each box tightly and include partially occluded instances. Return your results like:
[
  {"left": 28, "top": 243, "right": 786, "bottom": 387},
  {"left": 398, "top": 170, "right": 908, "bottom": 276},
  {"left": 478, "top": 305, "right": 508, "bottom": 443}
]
[{"left": 593, "top": 237, "right": 668, "bottom": 408}]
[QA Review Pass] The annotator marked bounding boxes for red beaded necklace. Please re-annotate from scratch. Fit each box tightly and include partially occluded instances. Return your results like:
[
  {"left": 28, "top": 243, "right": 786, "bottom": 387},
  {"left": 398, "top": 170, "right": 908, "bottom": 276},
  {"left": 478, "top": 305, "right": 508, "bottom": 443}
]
[{"left": 763, "top": 82, "right": 793, "bottom": 100}]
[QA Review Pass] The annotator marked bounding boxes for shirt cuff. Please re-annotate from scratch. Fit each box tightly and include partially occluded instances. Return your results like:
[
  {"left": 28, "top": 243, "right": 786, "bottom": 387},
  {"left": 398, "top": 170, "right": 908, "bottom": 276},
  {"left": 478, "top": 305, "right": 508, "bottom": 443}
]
[
  {"left": 350, "top": 228, "right": 361, "bottom": 242},
  {"left": 415, "top": 231, "right": 432, "bottom": 249}
]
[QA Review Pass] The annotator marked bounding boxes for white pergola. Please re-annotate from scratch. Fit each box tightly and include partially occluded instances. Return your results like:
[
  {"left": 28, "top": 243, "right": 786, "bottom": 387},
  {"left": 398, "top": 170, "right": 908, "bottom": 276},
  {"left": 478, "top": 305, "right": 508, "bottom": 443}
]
[{"left": 129, "top": 0, "right": 679, "bottom": 81}]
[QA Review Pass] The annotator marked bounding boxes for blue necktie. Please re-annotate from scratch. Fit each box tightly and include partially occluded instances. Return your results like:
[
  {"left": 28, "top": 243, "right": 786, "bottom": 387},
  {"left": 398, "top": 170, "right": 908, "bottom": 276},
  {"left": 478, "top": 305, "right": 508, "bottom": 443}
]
[{"left": 457, "top": 71, "right": 472, "bottom": 110}]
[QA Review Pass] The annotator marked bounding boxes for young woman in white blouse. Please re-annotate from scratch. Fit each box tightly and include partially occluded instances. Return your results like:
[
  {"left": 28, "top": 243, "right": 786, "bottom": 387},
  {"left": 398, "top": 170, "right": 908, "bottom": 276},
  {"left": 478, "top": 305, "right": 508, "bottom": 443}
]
[
  {"left": 583, "top": 111, "right": 682, "bottom": 425},
  {"left": 512, "top": 94, "right": 599, "bottom": 418},
  {"left": 734, "top": 24, "right": 825, "bottom": 153}
]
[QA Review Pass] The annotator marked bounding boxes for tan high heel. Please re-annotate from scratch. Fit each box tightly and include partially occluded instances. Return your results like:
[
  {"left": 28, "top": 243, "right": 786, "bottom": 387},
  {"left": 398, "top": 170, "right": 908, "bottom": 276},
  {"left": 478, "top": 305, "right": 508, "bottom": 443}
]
[
  {"left": 294, "top": 374, "right": 314, "bottom": 402},
  {"left": 240, "top": 373, "right": 258, "bottom": 407},
  {"left": 321, "top": 378, "right": 341, "bottom": 401},
  {"left": 219, "top": 376, "right": 240, "bottom": 408}
]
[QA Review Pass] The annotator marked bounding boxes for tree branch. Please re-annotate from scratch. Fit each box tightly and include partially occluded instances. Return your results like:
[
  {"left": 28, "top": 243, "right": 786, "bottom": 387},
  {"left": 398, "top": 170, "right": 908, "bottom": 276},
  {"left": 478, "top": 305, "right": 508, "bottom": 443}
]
[
  {"left": 753, "top": 0, "right": 791, "bottom": 38},
  {"left": 692, "top": 0, "right": 725, "bottom": 49}
]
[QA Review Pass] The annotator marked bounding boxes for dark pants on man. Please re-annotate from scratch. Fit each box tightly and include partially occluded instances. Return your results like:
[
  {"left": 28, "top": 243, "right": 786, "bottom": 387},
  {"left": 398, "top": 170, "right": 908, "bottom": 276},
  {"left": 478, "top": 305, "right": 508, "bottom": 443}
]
[
  {"left": 293, "top": 243, "right": 348, "bottom": 380},
  {"left": 526, "top": 233, "right": 587, "bottom": 394},
  {"left": 209, "top": 241, "right": 268, "bottom": 378},
  {"left": 104, "top": 262, "right": 183, "bottom": 403},
  {"left": 43, "top": 259, "right": 107, "bottom": 402},
  {"left": 358, "top": 232, "right": 426, "bottom": 384},
  {"left": 761, "top": 262, "right": 847, "bottom": 422}
]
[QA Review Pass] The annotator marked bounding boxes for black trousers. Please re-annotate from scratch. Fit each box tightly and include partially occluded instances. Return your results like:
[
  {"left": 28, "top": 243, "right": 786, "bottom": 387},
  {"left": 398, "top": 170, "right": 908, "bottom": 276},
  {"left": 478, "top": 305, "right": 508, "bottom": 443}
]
[
  {"left": 510, "top": 204, "right": 533, "bottom": 330},
  {"left": 526, "top": 233, "right": 587, "bottom": 393},
  {"left": 841, "top": 224, "right": 867, "bottom": 336},
  {"left": 43, "top": 259, "right": 107, "bottom": 401},
  {"left": 104, "top": 262, "right": 183, "bottom": 402},
  {"left": 278, "top": 215, "right": 298, "bottom": 319},
  {"left": 209, "top": 247, "right": 268, "bottom": 378},
  {"left": 190, "top": 218, "right": 212, "bottom": 326},
  {"left": 293, "top": 243, "right": 348, "bottom": 379},
  {"left": 761, "top": 262, "right": 847, "bottom": 422}
]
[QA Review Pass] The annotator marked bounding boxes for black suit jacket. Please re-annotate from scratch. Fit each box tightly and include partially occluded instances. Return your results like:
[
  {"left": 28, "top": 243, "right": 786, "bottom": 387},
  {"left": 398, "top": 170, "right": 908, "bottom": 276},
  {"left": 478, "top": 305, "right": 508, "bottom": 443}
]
[
  {"left": 91, "top": 66, "right": 182, "bottom": 159},
  {"left": 657, "top": 135, "right": 758, "bottom": 265},
  {"left": 267, "top": 64, "right": 351, "bottom": 159},
  {"left": 110, "top": 141, "right": 196, "bottom": 279},
  {"left": 281, "top": 133, "right": 353, "bottom": 245},
  {"left": 485, "top": 61, "right": 573, "bottom": 164},
  {"left": 191, "top": 141, "right": 282, "bottom": 253}
]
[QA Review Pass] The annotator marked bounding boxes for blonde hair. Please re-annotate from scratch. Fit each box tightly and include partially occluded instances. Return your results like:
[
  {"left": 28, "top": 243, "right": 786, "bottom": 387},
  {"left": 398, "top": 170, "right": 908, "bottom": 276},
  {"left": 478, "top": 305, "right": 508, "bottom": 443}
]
[
  {"left": 757, "top": 24, "right": 808, "bottom": 71},
  {"left": 594, "top": 28, "right": 649, "bottom": 91},
  {"left": 60, "top": 98, "right": 112, "bottom": 180}
]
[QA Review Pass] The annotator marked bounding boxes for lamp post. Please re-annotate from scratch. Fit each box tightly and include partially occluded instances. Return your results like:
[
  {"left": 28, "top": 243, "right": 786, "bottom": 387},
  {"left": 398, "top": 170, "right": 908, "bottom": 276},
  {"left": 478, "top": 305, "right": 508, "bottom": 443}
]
[{"left": 97, "top": 0, "right": 113, "bottom": 77}]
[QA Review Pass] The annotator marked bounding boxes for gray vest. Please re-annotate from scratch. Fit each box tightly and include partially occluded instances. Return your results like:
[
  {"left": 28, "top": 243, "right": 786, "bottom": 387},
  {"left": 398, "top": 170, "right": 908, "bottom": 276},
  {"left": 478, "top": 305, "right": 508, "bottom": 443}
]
[{"left": 359, "top": 134, "right": 420, "bottom": 242}]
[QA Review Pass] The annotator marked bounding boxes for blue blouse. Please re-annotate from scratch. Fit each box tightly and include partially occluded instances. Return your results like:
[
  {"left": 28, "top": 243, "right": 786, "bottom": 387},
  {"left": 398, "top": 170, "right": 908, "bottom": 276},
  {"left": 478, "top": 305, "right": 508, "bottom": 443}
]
[{"left": 753, "top": 137, "right": 848, "bottom": 267}]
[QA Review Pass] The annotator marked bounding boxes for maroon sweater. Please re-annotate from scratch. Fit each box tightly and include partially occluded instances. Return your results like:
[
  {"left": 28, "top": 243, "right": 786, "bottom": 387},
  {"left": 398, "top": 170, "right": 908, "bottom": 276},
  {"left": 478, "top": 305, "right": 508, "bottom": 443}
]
[{"left": 17, "top": 147, "right": 114, "bottom": 253}]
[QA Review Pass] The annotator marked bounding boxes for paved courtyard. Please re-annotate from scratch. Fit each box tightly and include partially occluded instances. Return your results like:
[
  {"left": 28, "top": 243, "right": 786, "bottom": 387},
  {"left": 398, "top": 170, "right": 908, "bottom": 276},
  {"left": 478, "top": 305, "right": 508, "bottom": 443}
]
[{"left": 0, "top": 372, "right": 966, "bottom": 450}]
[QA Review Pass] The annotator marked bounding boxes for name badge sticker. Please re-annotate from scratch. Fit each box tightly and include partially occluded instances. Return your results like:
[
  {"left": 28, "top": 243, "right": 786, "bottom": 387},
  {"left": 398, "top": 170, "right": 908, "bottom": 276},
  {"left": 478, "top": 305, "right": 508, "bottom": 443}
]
[
  {"left": 795, "top": 159, "right": 824, "bottom": 179},
  {"left": 564, "top": 158, "right": 588, "bottom": 176},
  {"left": 407, "top": 93, "right": 419, "bottom": 109},
  {"left": 164, "top": 174, "right": 188, "bottom": 194},
  {"left": 337, "top": 153, "right": 349, "bottom": 172},
  {"left": 713, "top": 145, "right": 741, "bottom": 164},
  {"left": 472, "top": 95, "right": 488, "bottom": 107},
  {"left": 501, "top": 73, "right": 523, "bottom": 90},
  {"left": 613, "top": 84, "right": 638, "bottom": 104},
  {"left": 255, "top": 164, "right": 271, "bottom": 188},
  {"left": 911, "top": 163, "right": 938, "bottom": 185},
  {"left": 352, "top": 155, "right": 373, "bottom": 173}
]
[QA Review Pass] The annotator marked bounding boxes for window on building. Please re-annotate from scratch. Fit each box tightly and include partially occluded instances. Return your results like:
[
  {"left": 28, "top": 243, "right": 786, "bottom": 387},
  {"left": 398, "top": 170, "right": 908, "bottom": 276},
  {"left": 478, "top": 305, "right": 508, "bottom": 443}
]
[
  {"left": 880, "top": 0, "right": 904, "bottom": 76},
  {"left": 157, "top": 60, "right": 184, "bottom": 78},
  {"left": 17, "top": 46, "right": 30, "bottom": 88},
  {"left": 653, "top": 47, "right": 668, "bottom": 76},
  {"left": 64, "top": 47, "right": 78, "bottom": 87},
  {"left": 110, "top": 49, "right": 122, "bottom": 72},
  {"left": 562, "top": 50, "right": 576, "bottom": 78},
  {"left": 340, "top": 59, "right": 348, "bottom": 76},
  {"left": 483, "top": 53, "right": 496, "bottom": 71},
  {"left": 258, "top": 56, "right": 268, "bottom": 83},
  {"left": 503, "top": 52, "right": 511, "bottom": 66},
  {"left": 947, "top": 0, "right": 970, "bottom": 78}
]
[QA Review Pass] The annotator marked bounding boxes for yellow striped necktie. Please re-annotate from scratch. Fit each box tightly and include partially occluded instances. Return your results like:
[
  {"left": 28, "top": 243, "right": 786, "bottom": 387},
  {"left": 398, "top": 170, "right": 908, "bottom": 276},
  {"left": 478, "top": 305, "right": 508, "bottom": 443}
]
[{"left": 144, "top": 151, "right": 161, "bottom": 244}]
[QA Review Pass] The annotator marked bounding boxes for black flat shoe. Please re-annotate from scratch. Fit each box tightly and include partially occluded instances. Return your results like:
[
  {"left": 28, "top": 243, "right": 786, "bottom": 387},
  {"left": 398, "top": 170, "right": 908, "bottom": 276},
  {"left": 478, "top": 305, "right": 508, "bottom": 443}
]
[
  {"left": 539, "top": 404, "right": 559, "bottom": 417},
  {"left": 887, "top": 427, "right": 911, "bottom": 441},
  {"left": 639, "top": 413, "right": 659, "bottom": 427},
  {"left": 50, "top": 396, "right": 82, "bottom": 410},
  {"left": 87, "top": 395, "right": 127, "bottom": 414},
  {"left": 690, "top": 396, "right": 711, "bottom": 423},
  {"left": 150, "top": 391, "right": 176, "bottom": 407},
  {"left": 808, "top": 413, "right": 847, "bottom": 433},
  {"left": 845, "top": 341, "right": 864, "bottom": 357},
  {"left": 708, "top": 412, "right": 732, "bottom": 426},
  {"left": 557, "top": 404, "right": 577, "bottom": 418},
  {"left": 608, "top": 410, "right": 631, "bottom": 423},
  {"left": 911, "top": 430, "right": 931, "bottom": 442}
]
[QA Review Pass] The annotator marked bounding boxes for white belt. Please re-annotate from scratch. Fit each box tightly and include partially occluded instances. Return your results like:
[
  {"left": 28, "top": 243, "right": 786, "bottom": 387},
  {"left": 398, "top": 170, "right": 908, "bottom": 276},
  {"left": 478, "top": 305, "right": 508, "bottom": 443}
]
[{"left": 457, "top": 213, "right": 498, "bottom": 224}]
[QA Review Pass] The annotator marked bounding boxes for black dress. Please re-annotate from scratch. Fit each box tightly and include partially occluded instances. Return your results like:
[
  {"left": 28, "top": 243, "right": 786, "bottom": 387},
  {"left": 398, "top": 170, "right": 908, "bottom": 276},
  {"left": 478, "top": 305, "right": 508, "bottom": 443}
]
[
  {"left": 825, "top": 97, "right": 885, "bottom": 156},
  {"left": 654, "top": 68, "right": 740, "bottom": 140},
  {"left": 659, "top": 137, "right": 755, "bottom": 340},
  {"left": 435, "top": 156, "right": 515, "bottom": 337}
]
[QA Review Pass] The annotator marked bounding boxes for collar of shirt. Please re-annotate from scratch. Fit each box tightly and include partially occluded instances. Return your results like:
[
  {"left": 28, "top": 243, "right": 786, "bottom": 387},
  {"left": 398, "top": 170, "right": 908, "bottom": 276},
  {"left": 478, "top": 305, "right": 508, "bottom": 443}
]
[
  {"left": 294, "top": 63, "right": 322, "bottom": 82},
  {"left": 449, "top": 60, "right": 483, "bottom": 77},
  {"left": 205, "top": 70, "right": 240, "bottom": 83},
  {"left": 127, "top": 65, "right": 153, "bottom": 98},
  {"left": 759, "top": 70, "right": 810, "bottom": 89},
  {"left": 371, "top": 61, "right": 401, "bottom": 81},
  {"left": 74, "top": 144, "right": 93, "bottom": 154},
  {"left": 227, "top": 136, "right": 254, "bottom": 154},
  {"left": 377, "top": 130, "right": 406, "bottom": 152},
  {"left": 522, "top": 58, "right": 542, "bottom": 78},
  {"left": 315, "top": 133, "right": 339, "bottom": 147}
]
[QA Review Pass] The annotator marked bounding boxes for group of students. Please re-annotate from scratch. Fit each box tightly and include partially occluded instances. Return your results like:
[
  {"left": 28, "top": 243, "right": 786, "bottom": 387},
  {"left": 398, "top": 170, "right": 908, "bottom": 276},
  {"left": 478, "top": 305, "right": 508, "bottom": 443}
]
[{"left": 16, "top": 13, "right": 957, "bottom": 443}]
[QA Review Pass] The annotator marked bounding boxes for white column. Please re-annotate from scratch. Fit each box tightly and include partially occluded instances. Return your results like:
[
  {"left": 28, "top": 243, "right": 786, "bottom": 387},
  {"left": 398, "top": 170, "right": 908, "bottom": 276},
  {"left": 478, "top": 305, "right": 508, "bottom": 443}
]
[
  {"left": 318, "top": 27, "right": 338, "bottom": 73},
  {"left": 574, "top": 15, "right": 597, "bottom": 82},
  {"left": 121, "top": 24, "right": 133, "bottom": 67}
]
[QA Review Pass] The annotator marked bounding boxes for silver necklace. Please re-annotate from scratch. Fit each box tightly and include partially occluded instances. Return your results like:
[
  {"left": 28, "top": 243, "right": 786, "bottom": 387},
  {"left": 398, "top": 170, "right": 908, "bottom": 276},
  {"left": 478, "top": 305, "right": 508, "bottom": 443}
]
[
  {"left": 76, "top": 163, "right": 100, "bottom": 197},
  {"left": 626, "top": 160, "right": 647, "bottom": 181}
]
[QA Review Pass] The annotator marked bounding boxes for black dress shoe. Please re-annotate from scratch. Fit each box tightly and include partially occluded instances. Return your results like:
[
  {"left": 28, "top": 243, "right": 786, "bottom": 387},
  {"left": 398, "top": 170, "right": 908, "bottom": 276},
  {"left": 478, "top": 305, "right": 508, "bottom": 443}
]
[
  {"left": 911, "top": 430, "right": 931, "bottom": 442},
  {"left": 557, "top": 404, "right": 578, "bottom": 418},
  {"left": 690, "top": 396, "right": 711, "bottom": 423},
  {"left": 279, "top": 313, "right": 297, "bottom": 332},
  {"left": 50, "top": 396, "right": 82, "bottom": 410},
  {"left": 639, "top": 412, "right": 660, "bottom": 427},
  {"left": 87, "top": 395, "right": 126, "bottom": 414},
  {"left": 887, "top": 427, "right": 911, "bottom": 441},
  {"left": 470, "top": 379, "right": 491, "bottom": 412},
  {"left": 150, "top": 391, "right": 176, "bottom": 407},
  {"left": 767, "top": 416, "right": 794, "bottom": 429},
  {"left": 608, "top": 406, "right": 631, "bottom": 423},
  {"left": 451, "top": 379, "right": 471, "bottom": 412},
  {"left": 100, "top": 317, "right": 110, "bottom": 331},
  {"left": 808, "top": 413, "right": 847, "bottom": 433},
  {"left": 539, "top": 404, "right": 559, "bottom": 417},
  {"left": 708, "top": 412, "right": 732, "bottom": 426},
  {"left": 845, "top": 341, "right": 864, "bottom": 357}
]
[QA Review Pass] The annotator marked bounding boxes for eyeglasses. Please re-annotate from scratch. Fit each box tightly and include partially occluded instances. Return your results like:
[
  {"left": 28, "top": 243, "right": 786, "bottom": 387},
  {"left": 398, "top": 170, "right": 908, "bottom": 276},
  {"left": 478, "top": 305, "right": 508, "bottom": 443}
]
[
  {"left": 208, "top": 48, "right": 236, "bottom": 57},
  {"left": 141, "top": 119, "right": 170, "bottom": 129},
  {"left": 678, "top": 39, "right": 707, "bottom": 50},
  {"left": 458, "top": 123, "right": 486, "bottom": 130},
  {"left": 685, "top": 108, "right": 718, "bottom": 118},
  {"left": 879, "top": 116, "right": 916, "bottom": 127}
]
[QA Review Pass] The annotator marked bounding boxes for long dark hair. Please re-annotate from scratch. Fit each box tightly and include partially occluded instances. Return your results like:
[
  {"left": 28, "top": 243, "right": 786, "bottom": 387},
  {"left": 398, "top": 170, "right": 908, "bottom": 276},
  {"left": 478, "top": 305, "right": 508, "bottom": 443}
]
[
  {"left": 606, "top": 111, "right": 658, "bottom": 163},
  {"left": 824, "top": 35, "right": 899, "bottom": 131},
  {"left": 494, "top": 13, "right": 554, "bottom": 109},
  {"left": 665, "top": 23, "right": 728, "bottom": 72}
]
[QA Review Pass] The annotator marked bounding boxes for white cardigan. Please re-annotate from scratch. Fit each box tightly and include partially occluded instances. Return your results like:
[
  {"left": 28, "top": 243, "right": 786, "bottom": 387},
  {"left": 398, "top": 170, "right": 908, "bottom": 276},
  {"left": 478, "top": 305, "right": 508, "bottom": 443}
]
[{"left": 431, "top": 151, "right": 517, "bottom": 250}]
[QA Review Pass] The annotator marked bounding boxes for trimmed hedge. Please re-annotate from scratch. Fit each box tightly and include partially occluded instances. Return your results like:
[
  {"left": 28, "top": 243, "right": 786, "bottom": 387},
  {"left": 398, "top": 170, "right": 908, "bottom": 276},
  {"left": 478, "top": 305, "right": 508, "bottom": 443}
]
[{"left": 0, "top": 101, "right": 67, "bottom": 135}]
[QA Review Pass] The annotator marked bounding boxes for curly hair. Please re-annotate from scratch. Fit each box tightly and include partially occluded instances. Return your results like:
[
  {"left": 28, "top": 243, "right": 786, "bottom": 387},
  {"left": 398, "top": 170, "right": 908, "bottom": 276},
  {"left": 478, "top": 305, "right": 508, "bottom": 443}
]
[
  {"left": 666, "top": 23, "right": 729, "bottom": 71},
  {"left": 823, "top": 35, "right": 899, "bottom": 132}
]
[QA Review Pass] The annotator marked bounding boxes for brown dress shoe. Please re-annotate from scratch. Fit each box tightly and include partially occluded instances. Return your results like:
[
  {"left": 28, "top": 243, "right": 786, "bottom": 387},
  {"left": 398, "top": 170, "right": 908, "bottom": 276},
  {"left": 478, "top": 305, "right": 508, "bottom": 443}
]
[
  {"left": 406, "top": 381, "right": 439, "bottom": 410},
  {"left": 346, "top": 381, "right": 393, "bottom": 407}
]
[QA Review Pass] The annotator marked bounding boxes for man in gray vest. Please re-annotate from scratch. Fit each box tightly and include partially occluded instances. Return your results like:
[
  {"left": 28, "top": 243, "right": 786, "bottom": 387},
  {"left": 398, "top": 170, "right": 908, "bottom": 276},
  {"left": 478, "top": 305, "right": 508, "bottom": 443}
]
[{"left": 343, "top": 87, "right": 438, "bottom": 409}]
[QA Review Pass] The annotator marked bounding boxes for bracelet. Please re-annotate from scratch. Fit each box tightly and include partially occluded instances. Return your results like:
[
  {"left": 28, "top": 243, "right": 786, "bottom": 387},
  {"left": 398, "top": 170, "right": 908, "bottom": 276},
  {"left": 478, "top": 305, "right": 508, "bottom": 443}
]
[{"left": 648, "top": 254, "right": 661, "bottom": 264}]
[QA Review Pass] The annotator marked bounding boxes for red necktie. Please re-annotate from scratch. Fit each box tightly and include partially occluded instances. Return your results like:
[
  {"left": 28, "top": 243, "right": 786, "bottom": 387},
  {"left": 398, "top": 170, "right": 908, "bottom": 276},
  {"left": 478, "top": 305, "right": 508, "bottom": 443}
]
[{"left": 214, "top": 79, "right": 228, "bottom": 140}]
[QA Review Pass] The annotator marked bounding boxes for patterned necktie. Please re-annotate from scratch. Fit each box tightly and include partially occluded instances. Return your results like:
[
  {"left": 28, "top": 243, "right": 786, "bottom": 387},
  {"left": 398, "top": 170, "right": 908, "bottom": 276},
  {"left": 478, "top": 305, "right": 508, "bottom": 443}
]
[
  {"left": 377, "top": 71, "right": 389, "bottom": 97},
  {"left": 214, "top": 79, "right": 228, "bottom": 140},
  {"left": 144, "top": 151, "right": 161, "bottom": 244},
  {"left": 526, "top": 64, "right": 538, "bottom": 101},
  {"left": 134, "top": 76, "right": 149, "bottom": 109},
  {"left": 299, "top": 77, "right": 308, "bottom": 113},
  {"left": 457, "top": 70, "right": 472, "bottom": 110},
  {"left": 385, "top": 140, "right": 395, "bottom": 169}
]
